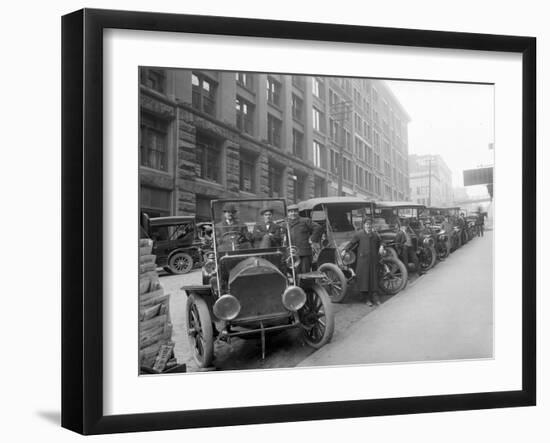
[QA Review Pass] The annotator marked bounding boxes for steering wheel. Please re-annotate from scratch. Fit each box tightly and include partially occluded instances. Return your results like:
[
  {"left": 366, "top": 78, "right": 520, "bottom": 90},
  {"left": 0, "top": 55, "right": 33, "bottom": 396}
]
[{"left": 221, "top": 230, "right": 243, "bottom": 242}]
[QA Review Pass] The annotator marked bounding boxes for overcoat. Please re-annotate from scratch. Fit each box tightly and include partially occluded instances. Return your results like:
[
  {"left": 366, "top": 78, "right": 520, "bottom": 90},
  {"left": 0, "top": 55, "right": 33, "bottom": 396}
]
[
  {"left": 346, "top": 230, "right": 381, "bottom": 293},
  {"left": 253, "top": 222, "right": 282, "bottom": 247},
  {"left": 288, "top": 217, "right": 322, "bottom": 256}
]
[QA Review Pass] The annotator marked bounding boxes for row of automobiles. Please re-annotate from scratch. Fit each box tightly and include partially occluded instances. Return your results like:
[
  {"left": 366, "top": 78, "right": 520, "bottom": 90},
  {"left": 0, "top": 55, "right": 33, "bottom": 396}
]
[{"left": 140, "top": 197, "right": 481, "bottom": 368}]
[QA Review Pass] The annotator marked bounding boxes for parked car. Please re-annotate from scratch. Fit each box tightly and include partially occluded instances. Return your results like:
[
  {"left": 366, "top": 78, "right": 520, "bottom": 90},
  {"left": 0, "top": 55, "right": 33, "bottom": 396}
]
[
  {"left": 140, "top": 214, "right": 212, "bottom": 275},
  {"left": 182, "top": 198, "right": 335, "bottom": 368},
  {"left": 374, "top": 201, "right": 437, "bottom": 272},
  {"left": 297, "top": 197, "right": 408, "bottom": 302}
]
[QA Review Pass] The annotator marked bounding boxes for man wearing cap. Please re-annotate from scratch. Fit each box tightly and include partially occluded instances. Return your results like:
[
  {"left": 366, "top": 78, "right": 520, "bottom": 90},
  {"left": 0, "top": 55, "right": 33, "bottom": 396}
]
[
  {"left": 287, "top": 204, "right": 322, "bottom": 274},
  {"left": 253, "top": 207, "right": 282, "bottom": 248},
  {"left": 344, "top": 218, "right": 383, "bottom": 306},
  {"left": 215, "top": 203, "right": 252, "bottom": 251}
]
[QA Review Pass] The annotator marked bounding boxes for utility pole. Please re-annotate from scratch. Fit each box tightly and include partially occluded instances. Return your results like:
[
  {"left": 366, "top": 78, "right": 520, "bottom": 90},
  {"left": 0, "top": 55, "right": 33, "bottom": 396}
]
[
  {"left": 428, "top": 155, "right": 432, "bottom": 207},
  {"left": 330, "top": 100, "right": 352, "bottom": 196}
]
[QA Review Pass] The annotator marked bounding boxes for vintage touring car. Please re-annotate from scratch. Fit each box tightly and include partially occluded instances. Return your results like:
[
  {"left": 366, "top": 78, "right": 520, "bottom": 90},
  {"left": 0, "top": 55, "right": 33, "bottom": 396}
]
[{"left": 182, "top": 198, "right": 335, "bottom": 368}]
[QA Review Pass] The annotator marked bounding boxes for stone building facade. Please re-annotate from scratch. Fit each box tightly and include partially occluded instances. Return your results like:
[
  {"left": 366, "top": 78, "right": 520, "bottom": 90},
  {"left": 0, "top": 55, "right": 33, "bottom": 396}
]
[{"left": 139, "top": 68, "right": 411, "bottom": 220}]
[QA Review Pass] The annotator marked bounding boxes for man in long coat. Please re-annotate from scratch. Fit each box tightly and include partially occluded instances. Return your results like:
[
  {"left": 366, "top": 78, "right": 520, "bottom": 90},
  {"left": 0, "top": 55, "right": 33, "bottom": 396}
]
[
  {"left": 345, "top": 218, "right": 382, "bottom": 306},
  {"left": 287, "top": 204, "right": 322, "bottom": 274}
]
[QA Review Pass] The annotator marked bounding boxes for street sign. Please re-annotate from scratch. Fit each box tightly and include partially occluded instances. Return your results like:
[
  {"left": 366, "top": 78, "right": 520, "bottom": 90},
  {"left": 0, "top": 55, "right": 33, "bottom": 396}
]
[{"left": 463, "top": 167, "right": 493, "bottom": 186}]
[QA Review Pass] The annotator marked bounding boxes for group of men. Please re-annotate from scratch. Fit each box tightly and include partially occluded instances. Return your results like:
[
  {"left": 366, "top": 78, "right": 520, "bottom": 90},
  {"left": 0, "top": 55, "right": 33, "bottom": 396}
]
[{"left": 215, "top": 203, "right": 323, "bottom": 274}]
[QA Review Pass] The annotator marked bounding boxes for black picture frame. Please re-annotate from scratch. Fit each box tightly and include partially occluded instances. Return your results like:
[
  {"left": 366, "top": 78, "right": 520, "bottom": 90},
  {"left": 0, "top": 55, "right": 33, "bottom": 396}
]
[{"left": 62, "top": 8, "right": 536, "bottom": 435}]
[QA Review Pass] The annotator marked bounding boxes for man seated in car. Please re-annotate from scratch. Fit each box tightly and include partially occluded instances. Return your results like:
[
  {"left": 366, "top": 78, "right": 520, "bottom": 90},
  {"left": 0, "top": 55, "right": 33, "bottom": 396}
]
[
  {"left": 253, "top": 207, "right": 283, "bottom": 248},
  {"left": 215, "top": 203, "right": 253, "bottom": 251}
]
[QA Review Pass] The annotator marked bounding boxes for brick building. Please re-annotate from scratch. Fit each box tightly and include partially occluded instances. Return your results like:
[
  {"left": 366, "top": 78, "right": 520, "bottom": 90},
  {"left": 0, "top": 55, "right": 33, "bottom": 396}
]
[
  {"left": 409, "top": 154, "right": 454, "bottom": 207},
  {"left": 139, "top": 68, "right": 411, "bottom": 220}
]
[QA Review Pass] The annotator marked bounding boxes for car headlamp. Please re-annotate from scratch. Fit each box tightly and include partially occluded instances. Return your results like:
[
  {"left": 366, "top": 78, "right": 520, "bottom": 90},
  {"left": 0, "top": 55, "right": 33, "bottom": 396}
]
[
  {"left": 213, "top": 294, "right": 241, "bottom": 320},
  {"left": 281, "top": 286, "right": 307, "bottom": 311},
  {"left": 341, "top": 250, "right": 356, "bottom": 265}
]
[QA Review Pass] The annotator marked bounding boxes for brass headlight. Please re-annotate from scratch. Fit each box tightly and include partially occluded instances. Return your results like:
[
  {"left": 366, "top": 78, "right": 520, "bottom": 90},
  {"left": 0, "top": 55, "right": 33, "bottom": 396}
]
[
  {"left": 341, "top": 250, "right": 356, "bottom": 265},
  {"left": 281, "top": 286, "right": 306, "bottom": 311},
  {"left": 213, "top": 294, "right": 241, "bottom": 320}
]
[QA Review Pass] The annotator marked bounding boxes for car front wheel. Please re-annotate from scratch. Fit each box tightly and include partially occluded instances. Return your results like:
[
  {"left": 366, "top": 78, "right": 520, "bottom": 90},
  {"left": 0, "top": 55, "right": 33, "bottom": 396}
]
[
  {"left": 185, "top": 293, "right": 214, "bottom": 368},
  {"left": 299, "top": 285, "right": 335, "bottom": 348},
  {"left": 318, "top": 262, "right": 347, "bottom": 303},
  {"left": 378, "top": 256, "right": 408, "bottom": 295}
]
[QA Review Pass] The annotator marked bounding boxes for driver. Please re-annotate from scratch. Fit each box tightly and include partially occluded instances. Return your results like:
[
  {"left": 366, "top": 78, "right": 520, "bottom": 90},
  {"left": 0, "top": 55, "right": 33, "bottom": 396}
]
[{"left": 215, "top": 203, "right": 252, "bottom": 251}]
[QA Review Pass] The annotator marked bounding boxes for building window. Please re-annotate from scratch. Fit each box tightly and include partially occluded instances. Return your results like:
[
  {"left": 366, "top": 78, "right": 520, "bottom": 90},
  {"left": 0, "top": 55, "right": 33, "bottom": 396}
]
[
  {"left": 375, "top": 176, "right": 381, "bottom": 194},
  {"left": 356, "top": 165, "right": 364, "bottom": 187},
  {"left": 314, "top": 176, "right": 326, "bottom": 198},
  {"left": 236, "top": 72, "right": 253, "bottom": 90},
  {"left": 236, "top": 97, "right": 254, "bottom": 135},
  {"left": 365, "top": 170, "right": 372, "bottom": 191},
  {"left": 268, "top": 162, "right": 284, "bottom": 198},
  {"left": 292, "top": 129, "right": 304, "bottom": 159},
  {"left": 344, "top": 129, "right": 351, "bottom": 151},
  {"left": 329, "top": 89, "right": 338, "bottom": 106},
  {"left": 267, "top": 114, "right": 282, "bottom": 147},
  {"left": 192, "top": 73, "right": 217, "bottom": 116},
  {"left": 239, "top": 151, "right": 257, "bottom": 193},
  {"left": 267, "top": 76, "right": 281, "bottom": 107},
  {"left": 293, "top": 173, "right": 307, "bottom": 203},
  {"left": 330, "top": 149, "right": 338, "bottom": 174},
  {"left": 312, "top": 107, "right": 325, "bottom": 133},
  {"left": 140, "top": 186, "right": 171, "bottom": 218},
  {"left": 374, "top": 153, "right": 381, "bottom": 171},
  {"left": 313, "top": 141, "right": 327, "bottom": 170},
  {"left": 342, "top": 158, "right": 352, "bottom": 182},
  {"left": 140, "top": 68, "right": 166, "bottom": 94},
  {"left": 196, "top": 132, "right": 221, "bottom": 183},
  {"left": 366, "top": 146, "right": 373, "bottom": 165},
  {"left": 312, "top": 77, "right": 324, "bottom": 99},
  {"left": 291, "top": 94, "right": 303, "bottom": 121},
  {"left": 330, "top": 119, "right": 340, "bottom": 143},
  {"left": 140, "top": 112, "right": 168, "bottom": 171}
]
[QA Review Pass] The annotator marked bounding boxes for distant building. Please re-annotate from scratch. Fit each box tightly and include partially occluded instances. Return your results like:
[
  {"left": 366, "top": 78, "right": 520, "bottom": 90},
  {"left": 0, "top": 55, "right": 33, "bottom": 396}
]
[
  {"left": 139, "top": 68, "right": 411, "bottom": 220},
  {"left": 409, "top": 154, "right": 453, "bottom": 207}
]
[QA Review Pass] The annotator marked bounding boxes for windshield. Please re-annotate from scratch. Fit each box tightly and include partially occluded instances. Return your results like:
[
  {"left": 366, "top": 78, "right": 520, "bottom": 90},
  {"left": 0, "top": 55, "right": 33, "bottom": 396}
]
[{"left": 212, "top": 199, "right": 287, "bottom": 252}]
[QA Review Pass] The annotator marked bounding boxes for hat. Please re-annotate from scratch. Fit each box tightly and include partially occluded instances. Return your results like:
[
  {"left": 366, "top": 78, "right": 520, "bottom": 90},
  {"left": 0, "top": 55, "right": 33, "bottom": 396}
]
[
  {"left": 260, "top": 207, "right": 274, "bottom": 215},
  {"left": 221, "top": 203, "right": 237, "bottom": 213},
  {"left": 287, "top": 204, "right": 299, "bottom": 212}
]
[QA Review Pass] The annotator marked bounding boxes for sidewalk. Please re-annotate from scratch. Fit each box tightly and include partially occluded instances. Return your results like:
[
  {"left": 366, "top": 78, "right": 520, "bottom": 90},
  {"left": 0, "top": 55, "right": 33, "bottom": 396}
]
[{"left": 299, "top": 232, "right": 494, "bottom": 367}]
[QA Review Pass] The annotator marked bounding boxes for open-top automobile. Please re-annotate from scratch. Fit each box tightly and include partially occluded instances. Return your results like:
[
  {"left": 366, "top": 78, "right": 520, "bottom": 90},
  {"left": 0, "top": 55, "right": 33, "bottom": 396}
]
[
  {"left": 297, "top": 197, "right": 408, "bottom": 302},
  {"left": 182, "top": 198, "right": 334, "bottom": 368},
  {"left": 374, "top": 201, "right": 437, "bottom": 272}
]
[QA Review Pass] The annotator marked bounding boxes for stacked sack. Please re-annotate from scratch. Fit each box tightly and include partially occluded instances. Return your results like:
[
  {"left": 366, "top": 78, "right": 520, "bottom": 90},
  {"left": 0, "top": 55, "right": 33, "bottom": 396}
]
[{"left": 139, "top": 239, "right": 180, "bottom": 373}]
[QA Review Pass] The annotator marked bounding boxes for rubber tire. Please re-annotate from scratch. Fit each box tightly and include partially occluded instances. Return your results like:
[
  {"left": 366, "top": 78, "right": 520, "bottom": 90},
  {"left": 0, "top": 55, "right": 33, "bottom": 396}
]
[
  {"left": 169, "top": 252, "right": 194, "bottom": 275},
  {"left": 420, "top": 246, "right": 437, "bottom": 271},
  {"left": 300, "top": 285, "right": 335, "bottom": 349},
  {"left": 378, "top": 256, "right": 408, "bottom": 295},
  {"left": 185, "top": 294, "right": 214, "bottom": 368},
  {"left": 437, "top": 243, "right": 450, "bottom": 260},
  {"left": 319, "top": 262, "right": 348, "bottom": 303}
]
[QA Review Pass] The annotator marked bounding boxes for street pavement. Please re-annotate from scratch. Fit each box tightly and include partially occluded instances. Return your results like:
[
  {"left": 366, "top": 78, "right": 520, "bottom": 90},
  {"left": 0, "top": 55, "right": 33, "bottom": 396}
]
[{"left": 299, "top": 231, "right": 493, "bottom": 367}]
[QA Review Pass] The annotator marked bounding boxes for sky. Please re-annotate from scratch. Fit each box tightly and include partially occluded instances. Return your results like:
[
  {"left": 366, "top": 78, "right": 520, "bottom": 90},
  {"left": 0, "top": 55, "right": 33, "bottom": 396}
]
[{"left": 385, "top": 80, "right": 494, "bottom": 198}]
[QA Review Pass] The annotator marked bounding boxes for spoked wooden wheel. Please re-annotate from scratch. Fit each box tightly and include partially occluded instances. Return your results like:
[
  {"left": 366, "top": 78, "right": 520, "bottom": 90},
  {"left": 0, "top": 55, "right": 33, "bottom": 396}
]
[
  {"left": 319, "top": 262, "right": 347, "bottom": 303},
  {"left": 378, "top": 257, "right": 408, "bottom": 295},
  {"left": 185, "top": 294, "right": 214, "bottom": 368},
  {"left": 169, "top": 252, "right": 194, "bottom": 274},
  {"left": 299, "top": 285, "right": 334, "bottom": 348}
]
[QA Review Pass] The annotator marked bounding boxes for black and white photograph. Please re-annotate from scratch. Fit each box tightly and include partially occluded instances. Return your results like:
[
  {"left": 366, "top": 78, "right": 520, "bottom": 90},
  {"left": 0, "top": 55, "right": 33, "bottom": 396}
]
[{"left": 138, "top": 68, "right": 494, "bottom": 374}]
